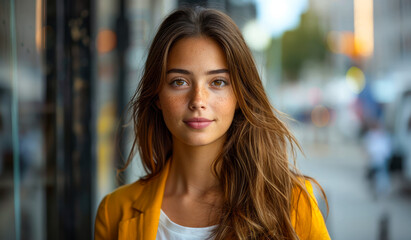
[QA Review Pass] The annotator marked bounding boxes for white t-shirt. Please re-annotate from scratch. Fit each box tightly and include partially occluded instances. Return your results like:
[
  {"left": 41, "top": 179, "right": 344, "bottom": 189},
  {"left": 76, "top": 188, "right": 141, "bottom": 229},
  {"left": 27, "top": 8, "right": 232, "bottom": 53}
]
[{"left": 156, "top": 210, "right": 216, "bottom": 240}]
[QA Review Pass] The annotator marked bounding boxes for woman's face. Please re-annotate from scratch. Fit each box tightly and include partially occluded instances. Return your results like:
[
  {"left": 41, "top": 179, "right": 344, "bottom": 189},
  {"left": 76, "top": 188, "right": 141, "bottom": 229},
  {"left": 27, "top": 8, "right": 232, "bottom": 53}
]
[{"left": 157, "top": 36, "right": 237, "bottom": 148}]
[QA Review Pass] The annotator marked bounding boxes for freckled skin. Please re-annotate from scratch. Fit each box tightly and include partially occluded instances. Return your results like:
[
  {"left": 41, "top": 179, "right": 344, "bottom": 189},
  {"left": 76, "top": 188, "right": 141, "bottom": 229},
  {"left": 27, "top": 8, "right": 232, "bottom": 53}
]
[{"left": 157, "top": 37, "right": 237, "bottom": 148}]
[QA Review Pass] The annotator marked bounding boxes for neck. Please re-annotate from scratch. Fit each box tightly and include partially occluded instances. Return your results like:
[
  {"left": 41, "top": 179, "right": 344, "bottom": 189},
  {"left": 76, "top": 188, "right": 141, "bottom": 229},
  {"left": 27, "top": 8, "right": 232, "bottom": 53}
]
[{"left": 165, "top": 138, "right": 224, "bottom": 197}]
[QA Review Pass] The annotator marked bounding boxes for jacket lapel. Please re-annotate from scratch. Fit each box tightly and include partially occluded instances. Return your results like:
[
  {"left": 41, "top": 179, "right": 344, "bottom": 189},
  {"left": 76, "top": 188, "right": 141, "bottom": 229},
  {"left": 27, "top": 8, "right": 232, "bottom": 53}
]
[
  {"left": 118, "top": 215, "right": 144, "bottom": 239},
  {"left": 118, "top": 162, "right": 170, "bottom": 240}
]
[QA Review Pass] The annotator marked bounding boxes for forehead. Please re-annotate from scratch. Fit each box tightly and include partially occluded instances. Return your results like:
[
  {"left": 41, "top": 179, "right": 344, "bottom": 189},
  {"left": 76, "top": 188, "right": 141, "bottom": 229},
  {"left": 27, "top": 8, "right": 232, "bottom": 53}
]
[{"left": 166, "top": 36, "right": 228, "bottom": 70}]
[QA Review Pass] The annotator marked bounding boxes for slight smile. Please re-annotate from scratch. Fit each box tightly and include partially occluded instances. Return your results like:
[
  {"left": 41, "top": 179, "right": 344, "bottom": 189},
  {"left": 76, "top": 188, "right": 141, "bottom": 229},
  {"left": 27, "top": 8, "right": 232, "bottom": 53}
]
[{"left": 183, "top": 118, "right": 214, "bottom": 129}]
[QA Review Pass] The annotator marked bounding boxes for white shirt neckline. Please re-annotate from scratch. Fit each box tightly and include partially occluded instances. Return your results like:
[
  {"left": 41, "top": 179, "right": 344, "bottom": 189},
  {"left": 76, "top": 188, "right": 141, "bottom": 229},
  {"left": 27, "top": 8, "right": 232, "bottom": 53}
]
[{"left": 158, "top": 209, "right": 217, "bottom": 238}]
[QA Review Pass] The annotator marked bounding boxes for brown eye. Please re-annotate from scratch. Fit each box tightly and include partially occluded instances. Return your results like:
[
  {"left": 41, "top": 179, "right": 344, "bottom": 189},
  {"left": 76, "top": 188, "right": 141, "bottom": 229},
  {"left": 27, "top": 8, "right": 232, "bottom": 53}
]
[
  {"left": 171, "top": 79, "right": 188, "bottom": 87},
  {"left": 211, "top": 79, "right": 227, "bottom": 87}
]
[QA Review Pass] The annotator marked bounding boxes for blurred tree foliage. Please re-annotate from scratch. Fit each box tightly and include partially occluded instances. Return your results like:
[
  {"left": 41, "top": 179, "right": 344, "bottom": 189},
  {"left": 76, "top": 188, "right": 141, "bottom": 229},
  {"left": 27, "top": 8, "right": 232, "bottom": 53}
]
[{"left": 267, "top": 10, "right": 327, "bottom": 82}]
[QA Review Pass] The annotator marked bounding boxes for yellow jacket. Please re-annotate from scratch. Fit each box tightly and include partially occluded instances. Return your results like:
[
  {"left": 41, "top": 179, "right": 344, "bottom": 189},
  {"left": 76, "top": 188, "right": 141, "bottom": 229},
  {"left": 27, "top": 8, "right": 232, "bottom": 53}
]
[{"left": 95, "top": 162, "right": 330, "bottom": 240}]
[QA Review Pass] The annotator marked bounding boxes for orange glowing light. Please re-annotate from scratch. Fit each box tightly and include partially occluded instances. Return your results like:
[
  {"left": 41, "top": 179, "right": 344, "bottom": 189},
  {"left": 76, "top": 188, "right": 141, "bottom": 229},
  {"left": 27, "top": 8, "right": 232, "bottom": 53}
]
[
  {"left": 35, "top": 0, "right": 44, "bottom": 51},
  {"left": 327, "top": 30, "right": 374, "bottom": 59},
  {"left": 354, "top": 0, "right": 374, "bottom": 57},
  {"left": 341, "top": 32, "right": 356, "bottom": 57},
  {"left": 97, "top": 30, "right": 117, "bottom": 54}
]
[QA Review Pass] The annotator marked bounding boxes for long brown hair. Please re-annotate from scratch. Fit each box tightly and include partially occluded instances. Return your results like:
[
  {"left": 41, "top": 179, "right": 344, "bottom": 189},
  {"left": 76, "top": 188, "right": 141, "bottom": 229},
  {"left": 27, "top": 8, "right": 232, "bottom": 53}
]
[{"left": 124, "top": 6, "right": 327, "bottom": 239}]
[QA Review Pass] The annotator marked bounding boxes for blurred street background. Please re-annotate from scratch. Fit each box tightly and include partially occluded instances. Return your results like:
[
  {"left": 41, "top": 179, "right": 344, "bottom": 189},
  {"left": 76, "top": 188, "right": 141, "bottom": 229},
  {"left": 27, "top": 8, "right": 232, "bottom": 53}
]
[{"left": 1, "top": 0, "right": 410, "bottom": 239}]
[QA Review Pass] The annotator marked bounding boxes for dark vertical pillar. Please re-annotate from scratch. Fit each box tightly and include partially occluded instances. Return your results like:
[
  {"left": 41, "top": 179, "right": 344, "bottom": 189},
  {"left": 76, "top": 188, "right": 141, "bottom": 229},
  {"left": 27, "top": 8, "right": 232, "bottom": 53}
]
[
  {"left": 45, "top": 0, "right": 94, "bottom": 239},
  {"left": 44, "top": 0, "right": 58, "bottom": 238},
  {"left": 62, "top": 0, "right": 93, "bottom": 239},
  {"left": 115, "top": 0, "right": 129, "bottom": 178}
]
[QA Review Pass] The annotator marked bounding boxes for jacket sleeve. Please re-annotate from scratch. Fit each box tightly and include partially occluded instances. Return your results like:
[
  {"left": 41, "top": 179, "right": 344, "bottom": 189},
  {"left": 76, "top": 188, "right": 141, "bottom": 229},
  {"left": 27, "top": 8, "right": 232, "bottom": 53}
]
[
  {"left": 306, "top": 181, "right": 330, "bottom": 240},
  {"left": 94, "top": 194, "right": 111, "bottom": 240},
  {"left": 292, "top": 181, "right": 331, "bottom": 240}
]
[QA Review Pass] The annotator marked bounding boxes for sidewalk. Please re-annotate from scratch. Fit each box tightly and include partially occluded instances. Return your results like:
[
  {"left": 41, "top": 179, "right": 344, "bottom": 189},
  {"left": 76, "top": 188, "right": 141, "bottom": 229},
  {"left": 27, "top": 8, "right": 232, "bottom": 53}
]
[{"left": 297, "top": 140, "right": 411, "bottom": 240}]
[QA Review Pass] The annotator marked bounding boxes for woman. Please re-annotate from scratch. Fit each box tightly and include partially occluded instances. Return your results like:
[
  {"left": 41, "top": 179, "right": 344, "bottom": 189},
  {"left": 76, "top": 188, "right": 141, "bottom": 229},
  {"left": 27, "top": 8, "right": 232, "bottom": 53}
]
[{"left": 95, "top": 7, "right": 330, "bottom": 240}]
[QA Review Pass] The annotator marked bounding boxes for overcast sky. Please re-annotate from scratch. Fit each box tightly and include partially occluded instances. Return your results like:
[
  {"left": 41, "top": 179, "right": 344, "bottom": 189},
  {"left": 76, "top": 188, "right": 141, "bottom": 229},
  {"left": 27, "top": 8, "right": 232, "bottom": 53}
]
[{"left": 256, "top": 0, "right": 309, "bottom": 37}]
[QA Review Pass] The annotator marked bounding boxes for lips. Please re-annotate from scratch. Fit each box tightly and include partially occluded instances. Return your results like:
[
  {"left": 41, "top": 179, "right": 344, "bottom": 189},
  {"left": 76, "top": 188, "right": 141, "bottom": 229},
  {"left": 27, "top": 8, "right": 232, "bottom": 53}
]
[{"left": 183, "top": 118, "right": 213, "bottom": 129}]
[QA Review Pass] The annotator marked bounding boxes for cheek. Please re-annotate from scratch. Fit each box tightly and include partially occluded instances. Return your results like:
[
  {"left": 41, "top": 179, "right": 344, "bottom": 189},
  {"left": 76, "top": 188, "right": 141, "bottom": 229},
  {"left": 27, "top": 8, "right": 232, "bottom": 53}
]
[
  {"left": 159, "top": 95, "right": 187, "bottom": 118},
  {"left": 216, "top": 95, "right": 237, "bottom": 116}
]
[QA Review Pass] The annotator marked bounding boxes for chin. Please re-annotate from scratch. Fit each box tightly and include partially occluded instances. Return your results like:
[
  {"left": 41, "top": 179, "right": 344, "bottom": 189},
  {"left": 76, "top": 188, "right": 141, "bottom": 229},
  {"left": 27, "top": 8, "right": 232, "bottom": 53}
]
[
  {"left": 187, "top": 135, "right": 226, "bottom": 148},
  {"left": 183, "top": 139, "right": 214, "bottom": 147}
]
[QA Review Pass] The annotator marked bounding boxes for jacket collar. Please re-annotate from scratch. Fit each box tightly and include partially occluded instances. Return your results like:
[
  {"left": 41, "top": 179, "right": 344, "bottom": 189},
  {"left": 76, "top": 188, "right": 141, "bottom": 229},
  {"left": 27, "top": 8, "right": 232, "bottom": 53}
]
[
  {"left": 131, "top": 161, "right": 170, "bottom": 212},
  {"left": 124, "top": 161, "right": 170, "bottom": 240}
]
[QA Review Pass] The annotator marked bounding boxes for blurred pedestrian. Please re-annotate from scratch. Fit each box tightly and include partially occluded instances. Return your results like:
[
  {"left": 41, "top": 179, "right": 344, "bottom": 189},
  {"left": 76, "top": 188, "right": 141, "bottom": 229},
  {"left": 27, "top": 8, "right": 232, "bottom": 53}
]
[{"left": 364, "top": 120, "right": 392, "bottom": 198}]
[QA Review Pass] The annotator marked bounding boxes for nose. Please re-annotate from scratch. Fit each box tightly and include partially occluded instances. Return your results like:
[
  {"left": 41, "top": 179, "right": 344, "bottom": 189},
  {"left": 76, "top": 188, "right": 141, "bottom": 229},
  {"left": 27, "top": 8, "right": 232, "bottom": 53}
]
[{"left": 189, "top": 85, "right": 208, "bottom": 110}]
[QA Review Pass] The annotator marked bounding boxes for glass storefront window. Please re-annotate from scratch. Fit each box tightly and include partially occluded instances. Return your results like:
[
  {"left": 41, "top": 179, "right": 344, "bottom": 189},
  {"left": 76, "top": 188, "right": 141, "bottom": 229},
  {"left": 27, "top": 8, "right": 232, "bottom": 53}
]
[{"left": 1, "top": 0, "right": 46, "bottom": 239}]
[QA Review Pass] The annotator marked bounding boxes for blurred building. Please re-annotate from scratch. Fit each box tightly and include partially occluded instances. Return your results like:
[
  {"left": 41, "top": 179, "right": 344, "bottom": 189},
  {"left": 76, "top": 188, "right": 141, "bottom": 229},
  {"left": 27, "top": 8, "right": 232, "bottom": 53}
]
[{"left": 309, "top": 0, "right": 411, "bottom": 179}]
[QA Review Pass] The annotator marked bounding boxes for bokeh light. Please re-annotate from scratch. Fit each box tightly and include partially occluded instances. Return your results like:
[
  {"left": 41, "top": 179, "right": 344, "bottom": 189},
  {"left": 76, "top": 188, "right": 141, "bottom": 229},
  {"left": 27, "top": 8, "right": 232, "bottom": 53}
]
[
  {"left": 346, "top": 66, "right": 366, "bottom": 94},
  {"left": 243, "top": 20, "right": 271, "bottom": 51},
  {"left": 311, "top": 105, "right": 330, "bottom": 128},
  {"left": 97, "top": 29, "right": 117, "bottom": 54}
]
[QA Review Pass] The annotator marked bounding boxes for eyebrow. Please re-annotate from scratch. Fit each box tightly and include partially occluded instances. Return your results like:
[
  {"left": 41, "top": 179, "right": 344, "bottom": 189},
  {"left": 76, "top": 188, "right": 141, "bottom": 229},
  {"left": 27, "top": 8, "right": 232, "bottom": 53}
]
[{"left": 166, "top": 68, "right": 229, "bottom": 75}]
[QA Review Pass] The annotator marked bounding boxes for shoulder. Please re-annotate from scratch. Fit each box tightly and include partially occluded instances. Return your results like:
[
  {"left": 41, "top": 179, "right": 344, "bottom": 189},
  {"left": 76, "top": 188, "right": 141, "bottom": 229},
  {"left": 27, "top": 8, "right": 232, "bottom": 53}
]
[
  {"left": 97, "top": 178, "right": 159, "bottom": 219},
  {"left": 96, "top": 180, "right": 146, "bottom": 214},
  {"left": 291, "top": 180, "right": 331, "bottom": 240},
  {"left": 97, "top": 165, "right": 170, "bottom": 217},
  {"left": 95, "top": 163, "right": 170, "bottom": 239},
  {"left": 94, "top": 179, "right": 149, "bottom": 240},
  {"left": 103, "top": 179, "right": 147, "bottom": 207}
]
